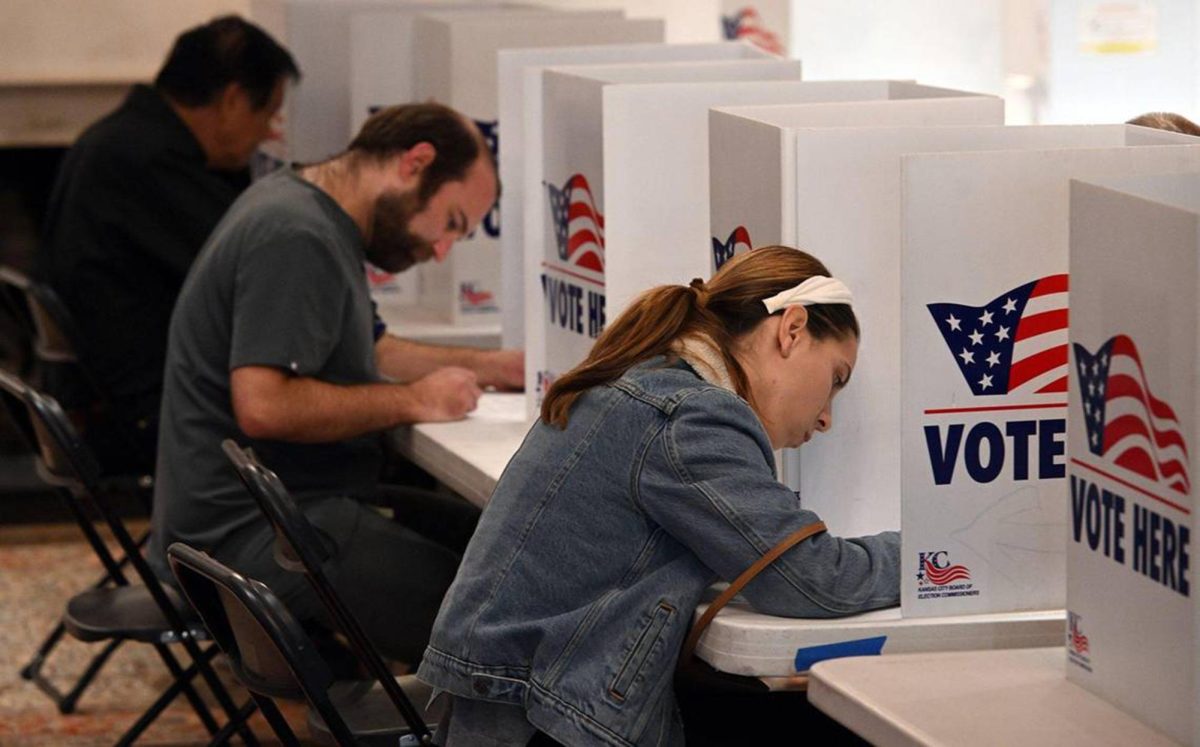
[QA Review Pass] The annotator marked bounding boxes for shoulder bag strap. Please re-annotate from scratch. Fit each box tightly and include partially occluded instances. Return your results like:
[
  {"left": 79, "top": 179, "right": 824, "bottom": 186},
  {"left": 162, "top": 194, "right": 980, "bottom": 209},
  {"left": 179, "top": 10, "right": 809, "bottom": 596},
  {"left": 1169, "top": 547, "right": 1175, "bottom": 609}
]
[{"left": 679, "top": 521, "right": 828, "bottom": 666}]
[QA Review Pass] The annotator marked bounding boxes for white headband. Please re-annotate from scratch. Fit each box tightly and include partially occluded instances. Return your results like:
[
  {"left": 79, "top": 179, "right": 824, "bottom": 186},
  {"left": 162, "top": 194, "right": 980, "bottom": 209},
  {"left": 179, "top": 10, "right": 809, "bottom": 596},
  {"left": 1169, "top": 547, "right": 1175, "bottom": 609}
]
[{"left": 761, "top": 276, "right": 854, "bottom": 314}]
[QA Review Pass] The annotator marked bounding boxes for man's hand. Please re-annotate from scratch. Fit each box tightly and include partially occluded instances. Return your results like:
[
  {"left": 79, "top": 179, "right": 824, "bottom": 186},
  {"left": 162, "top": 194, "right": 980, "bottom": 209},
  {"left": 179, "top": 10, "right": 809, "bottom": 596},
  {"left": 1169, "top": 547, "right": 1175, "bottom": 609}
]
[
  {"left": 408, "top": 366, "right": 482, "bottom": 421},
  {"left": 475, "top": 349, "right": 524, "bottom": 391}
]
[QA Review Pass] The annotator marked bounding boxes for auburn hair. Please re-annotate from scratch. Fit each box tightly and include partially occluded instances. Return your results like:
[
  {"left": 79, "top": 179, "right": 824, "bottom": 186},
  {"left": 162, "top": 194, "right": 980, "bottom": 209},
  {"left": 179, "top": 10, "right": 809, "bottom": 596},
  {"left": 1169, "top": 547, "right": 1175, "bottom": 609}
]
[{"left": 541, "top": 245, "right": 859, "bottom": 428}]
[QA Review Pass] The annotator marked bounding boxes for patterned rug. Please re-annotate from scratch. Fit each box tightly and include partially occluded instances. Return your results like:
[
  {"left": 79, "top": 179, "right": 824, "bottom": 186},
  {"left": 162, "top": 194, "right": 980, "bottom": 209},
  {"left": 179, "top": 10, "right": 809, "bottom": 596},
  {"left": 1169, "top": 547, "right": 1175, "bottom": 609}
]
[{"left": 0, "top": 523, "right": 314, "bottom": 745}]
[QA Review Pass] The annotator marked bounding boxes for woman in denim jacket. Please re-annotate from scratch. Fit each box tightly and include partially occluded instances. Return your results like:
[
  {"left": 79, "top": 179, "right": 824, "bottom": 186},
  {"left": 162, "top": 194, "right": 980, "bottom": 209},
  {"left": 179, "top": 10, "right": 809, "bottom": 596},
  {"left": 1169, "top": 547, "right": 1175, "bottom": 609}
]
[{"left": 418, "top": 247, "right": 901, "bottom": 746}]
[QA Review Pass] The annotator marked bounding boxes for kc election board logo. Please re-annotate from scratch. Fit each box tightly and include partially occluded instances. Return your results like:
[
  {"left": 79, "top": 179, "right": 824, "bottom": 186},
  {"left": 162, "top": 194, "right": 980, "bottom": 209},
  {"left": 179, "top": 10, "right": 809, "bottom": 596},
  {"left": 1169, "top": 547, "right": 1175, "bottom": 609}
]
[
  {"left": 720, "top": 6, "right": 785, "bottom": 56},
  {"left": 1073, "top": 335, "right": 1190, "bottom": 497},
  {"left": 474, "top": 120, "right": 500, "bottom": 239},
  {"left": 915, "top": 550, "right": 977, "bottom": 600},
  {"left": 459, "top": 282, "right": 497, "bottom": 314},
  {"left": 1067, "top": 611, "right": 1091, "bottom": 670},
  {"left": 712, "top": 226, "right": 752, "bottom": 272}
]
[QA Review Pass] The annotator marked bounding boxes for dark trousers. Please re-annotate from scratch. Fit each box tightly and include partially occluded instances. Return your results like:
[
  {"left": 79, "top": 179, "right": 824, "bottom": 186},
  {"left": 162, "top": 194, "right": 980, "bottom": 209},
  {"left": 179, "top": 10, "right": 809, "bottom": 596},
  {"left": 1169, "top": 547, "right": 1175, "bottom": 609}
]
[{"left": 213, "top": 485, "right": 480, "bottom": 668}]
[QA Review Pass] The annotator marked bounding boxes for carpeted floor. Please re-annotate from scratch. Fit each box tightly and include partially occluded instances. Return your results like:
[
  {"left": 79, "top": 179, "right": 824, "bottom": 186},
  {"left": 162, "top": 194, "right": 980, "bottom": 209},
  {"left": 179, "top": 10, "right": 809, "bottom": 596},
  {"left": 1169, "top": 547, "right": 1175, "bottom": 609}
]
[{"left": 0, "top": 522, "right": 315, "bottom": 746}]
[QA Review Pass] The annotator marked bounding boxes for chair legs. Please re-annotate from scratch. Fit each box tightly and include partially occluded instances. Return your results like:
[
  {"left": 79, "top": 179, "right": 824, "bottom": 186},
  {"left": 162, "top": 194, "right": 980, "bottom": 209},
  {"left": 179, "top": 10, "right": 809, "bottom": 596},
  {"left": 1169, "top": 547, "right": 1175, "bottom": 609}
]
[
  {"left": 19, "top": 527, "right": 147, "bottom": 713},
  {"left": 111, "top": 642, "right": 261, "bottom": 747}
]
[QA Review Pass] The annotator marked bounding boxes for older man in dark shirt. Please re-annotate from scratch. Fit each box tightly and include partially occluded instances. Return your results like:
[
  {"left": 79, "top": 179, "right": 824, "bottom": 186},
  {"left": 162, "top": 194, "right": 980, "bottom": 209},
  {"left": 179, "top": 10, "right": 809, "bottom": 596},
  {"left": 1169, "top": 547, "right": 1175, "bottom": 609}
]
[{"left": 37, "top": 16, "right": 299, "bottom": 473}]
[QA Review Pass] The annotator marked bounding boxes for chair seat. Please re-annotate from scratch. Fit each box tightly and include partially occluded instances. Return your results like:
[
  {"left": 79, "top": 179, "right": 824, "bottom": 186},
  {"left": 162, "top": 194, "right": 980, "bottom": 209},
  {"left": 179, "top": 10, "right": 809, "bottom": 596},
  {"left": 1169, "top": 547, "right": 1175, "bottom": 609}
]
[
  {"left": 307, "top": 675, "right": 442, "bottom": 746},
  {"left": 64, "top": 583, "right": 206, "bottom": 644}
]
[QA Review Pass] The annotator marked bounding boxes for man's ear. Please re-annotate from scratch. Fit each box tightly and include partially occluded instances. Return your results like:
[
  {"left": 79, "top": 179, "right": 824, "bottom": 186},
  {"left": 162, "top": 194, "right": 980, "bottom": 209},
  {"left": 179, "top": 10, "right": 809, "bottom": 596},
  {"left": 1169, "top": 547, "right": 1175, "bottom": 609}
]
[
  {"left": 215, "top": 82, "right": 247, "bottom": 118},
  {"left": 398, "top": 141, "right": 438, "bottom": 180},
  {"left": 777, "top": 305, "right": 810, "bottom": 357}
]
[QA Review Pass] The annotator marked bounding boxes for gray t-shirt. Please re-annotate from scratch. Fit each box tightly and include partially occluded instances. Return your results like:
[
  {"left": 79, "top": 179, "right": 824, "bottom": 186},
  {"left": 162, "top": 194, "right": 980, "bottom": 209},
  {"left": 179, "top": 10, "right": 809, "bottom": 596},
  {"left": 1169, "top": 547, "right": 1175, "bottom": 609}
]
[{"left": 150, "top": 167, "right": 381, "bottom": 577}]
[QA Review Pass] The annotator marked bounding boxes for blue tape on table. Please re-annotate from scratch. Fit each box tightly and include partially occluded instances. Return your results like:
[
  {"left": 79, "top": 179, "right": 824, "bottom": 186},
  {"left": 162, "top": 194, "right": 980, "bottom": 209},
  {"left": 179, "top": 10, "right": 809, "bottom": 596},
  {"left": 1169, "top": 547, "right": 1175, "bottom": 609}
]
[{"left": 794, "top": 635, "right": 887, "bottom": 672}]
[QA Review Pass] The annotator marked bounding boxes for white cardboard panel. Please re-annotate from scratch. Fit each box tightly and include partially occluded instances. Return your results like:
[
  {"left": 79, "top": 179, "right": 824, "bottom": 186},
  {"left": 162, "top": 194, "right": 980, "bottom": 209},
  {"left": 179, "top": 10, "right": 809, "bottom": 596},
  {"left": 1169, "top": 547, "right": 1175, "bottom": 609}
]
[
  {"left": 527, "top": 59, "right": 803, "bottom": 413},
  {"left": 1066, "top": 172, "right": 1200, "bottom": 745},
  {"left": 710, "top": 95, "right": 1005, "bottom": 534},
  {"left": 284, "top": 0, "right": 516, "bottom": 164},
  {"left": 514, "top": 45, "right": 776, "bottom": 348},
  {"left": 538, "top": 0, "right": 722, "bottom": 43},
  {"left": 901, "top": 127, "right": 1200, "bottom": 619},
  {"left": 497, "top": 40, "right": 780, "bottom": 346},
  {"left": 408, "top": 10, "right": 634, "bottom": 325}
]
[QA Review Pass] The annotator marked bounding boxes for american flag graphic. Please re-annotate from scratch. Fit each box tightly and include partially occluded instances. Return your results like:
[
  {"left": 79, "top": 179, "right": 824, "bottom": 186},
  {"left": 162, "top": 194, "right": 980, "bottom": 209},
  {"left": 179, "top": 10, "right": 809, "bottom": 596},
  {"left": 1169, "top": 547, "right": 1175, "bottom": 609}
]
[
  {"left": 459, "top": 282, "right": 496, "bottom": 310},
  {"left": 720, "top": 7, "right": 785, "bottom": 56},
  {"left": 922, "top": 556, "right": 971, "bottom": 585},
  {"left": 547, "top": 173, "right": 605, "bottom": 274},
  {"left": 712, "top": 226, "right": 752, "bottom": 271},
  {"left": 929, "top": 274, "right": 1069, "bottom": 397},
  {"left": 1068, "top": 612, "right": 1089, "bottom": 655},
  {"left": 1073, "top": 335, "right": 1190, "bottom": 496}
]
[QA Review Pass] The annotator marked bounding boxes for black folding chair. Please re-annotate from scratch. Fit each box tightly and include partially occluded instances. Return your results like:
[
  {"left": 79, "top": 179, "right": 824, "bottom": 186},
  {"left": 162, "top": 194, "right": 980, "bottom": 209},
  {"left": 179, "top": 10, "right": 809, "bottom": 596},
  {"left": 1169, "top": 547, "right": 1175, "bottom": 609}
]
[
  {"left": 0, "top": 266, "right": 159, "bottom": 713},
  {"left": 168, "top": 541, "right": 392, "bottom": 747},
  {"left": 0, "top": 370, "right": 259, "bottom": 746},
  {"left": 221, "top": 440, "right": 436, "bottom": 746}
]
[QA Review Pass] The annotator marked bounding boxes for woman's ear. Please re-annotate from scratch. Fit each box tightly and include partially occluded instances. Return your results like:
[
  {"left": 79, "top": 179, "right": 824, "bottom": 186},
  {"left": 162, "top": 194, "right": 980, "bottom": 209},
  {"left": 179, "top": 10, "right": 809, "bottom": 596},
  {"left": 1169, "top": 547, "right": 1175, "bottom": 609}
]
[{"left": 777, "top": 305, "right": 810, "bottom": 357}]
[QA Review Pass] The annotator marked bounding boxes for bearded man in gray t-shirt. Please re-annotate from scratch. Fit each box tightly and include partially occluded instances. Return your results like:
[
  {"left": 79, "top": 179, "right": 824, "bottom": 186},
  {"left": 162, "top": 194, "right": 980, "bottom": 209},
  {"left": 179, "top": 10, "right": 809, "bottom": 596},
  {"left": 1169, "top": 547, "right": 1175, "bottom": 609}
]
[{"left": 150, "top": 103, "right": 516, "bottom": 665}]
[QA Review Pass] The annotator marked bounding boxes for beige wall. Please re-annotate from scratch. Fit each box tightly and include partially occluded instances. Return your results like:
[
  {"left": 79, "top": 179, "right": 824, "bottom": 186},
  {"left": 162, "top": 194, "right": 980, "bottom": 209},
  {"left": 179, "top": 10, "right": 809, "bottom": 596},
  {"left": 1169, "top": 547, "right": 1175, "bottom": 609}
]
[
  {"left": 0, "top": 0, "right": 284, "bottom": 145},
  {"left": 2, "top": 0, "right": 284, "bottom": 83}
]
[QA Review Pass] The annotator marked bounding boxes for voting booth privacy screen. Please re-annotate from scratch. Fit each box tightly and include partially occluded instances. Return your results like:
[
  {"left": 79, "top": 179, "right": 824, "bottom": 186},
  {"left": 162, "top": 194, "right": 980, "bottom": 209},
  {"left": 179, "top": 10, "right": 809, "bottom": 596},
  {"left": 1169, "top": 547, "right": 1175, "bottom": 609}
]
[
  {"left": 900, "top": 127, "right": 1200, "bottom": 619},
  {"left": 708, "top": 90, "right": 1005, "bottom": 536},
  {"left": 1066, "top": 174, "right": 1200, "bottom": 745},
  {"left": 529, "top": 59, "right": 810, "bottom": 415},
  {"left": 499, "top": 40, "right": 773, "bottom": 347},
  {"left": 408, "top": 10, "right": 676, "bottom": 325}
]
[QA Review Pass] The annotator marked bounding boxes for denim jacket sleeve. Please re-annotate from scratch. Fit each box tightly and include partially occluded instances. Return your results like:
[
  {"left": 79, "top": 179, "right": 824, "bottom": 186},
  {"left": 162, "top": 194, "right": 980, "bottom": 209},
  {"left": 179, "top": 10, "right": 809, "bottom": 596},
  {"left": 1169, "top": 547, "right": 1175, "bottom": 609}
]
[{"left": 636, "top": 387, "right": 901, "bottom": 618}]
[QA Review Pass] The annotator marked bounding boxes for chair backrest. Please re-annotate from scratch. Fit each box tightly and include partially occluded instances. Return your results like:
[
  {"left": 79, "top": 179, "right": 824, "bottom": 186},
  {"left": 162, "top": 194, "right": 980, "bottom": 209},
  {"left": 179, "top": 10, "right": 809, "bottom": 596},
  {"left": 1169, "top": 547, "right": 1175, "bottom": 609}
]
[
  {"left": 0, "top": 265, "right": 37, "bottom": 378},
  {"left": 0, "top": 368, "right": 100, "bottom": 490},
  {"left": 167, "top": 542, "right": 355, "bottom": 746},
  {"left": 221, "top": 440, "right": 433, "bottom": 741},
  {"left": 0, "top": 370, "right": 202, "bottom": 635}
]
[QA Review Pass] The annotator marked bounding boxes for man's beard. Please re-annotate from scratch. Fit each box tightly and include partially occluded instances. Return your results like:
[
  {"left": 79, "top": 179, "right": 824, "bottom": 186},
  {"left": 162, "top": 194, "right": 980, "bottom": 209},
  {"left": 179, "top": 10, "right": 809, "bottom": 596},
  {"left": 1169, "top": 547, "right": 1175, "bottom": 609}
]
[{"left": 364, "top": 188, "right": 436, "bottom": 273}]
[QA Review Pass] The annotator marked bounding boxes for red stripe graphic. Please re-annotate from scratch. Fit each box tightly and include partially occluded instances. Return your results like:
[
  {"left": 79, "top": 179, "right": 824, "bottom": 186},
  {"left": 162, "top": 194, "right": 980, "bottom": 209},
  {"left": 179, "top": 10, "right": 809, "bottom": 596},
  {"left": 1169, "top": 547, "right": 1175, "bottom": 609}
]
[
  {"left": 1008, "top": 344, "right": 1068, "bottom": 391},
  {"left": 565, "top": 174, "right": 605, "bottom": 273},
  {"left": 1102, "top": 335, "right": 1191, "bottom": 496},
  {"left": 1030, "top": 274, "right": 1069, "bottom": 297},
  {"left": 923, "top": 559, "right": 971, "bottom": 585}
]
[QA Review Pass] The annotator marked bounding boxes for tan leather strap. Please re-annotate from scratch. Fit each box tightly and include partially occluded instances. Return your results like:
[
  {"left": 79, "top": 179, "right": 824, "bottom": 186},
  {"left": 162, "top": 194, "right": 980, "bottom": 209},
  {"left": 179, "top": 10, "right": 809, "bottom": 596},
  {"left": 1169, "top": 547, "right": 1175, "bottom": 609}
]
[{"left": 680, "top": 521, "right": 828, "bottom": 665}]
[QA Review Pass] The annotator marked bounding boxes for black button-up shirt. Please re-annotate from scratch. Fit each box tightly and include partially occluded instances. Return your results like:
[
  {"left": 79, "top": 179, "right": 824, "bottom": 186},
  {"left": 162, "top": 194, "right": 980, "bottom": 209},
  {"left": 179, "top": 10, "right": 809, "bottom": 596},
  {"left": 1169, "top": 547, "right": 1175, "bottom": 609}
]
[{"left": 37, "top": 85, "right": 250, "bottom": 427}]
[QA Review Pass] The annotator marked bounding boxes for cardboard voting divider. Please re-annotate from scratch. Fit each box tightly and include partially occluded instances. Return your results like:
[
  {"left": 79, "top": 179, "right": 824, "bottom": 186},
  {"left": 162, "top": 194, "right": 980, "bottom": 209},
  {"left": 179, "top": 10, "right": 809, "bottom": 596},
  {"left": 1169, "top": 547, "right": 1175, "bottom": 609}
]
[
  {"left": 531, "top": 59, "right": 821, "bottom": 415},
  {"left": 283, "top": 0, "right": 514, "bottom": 164},
  {"left": 406, "top": 10, "right": 670, "bottom": 325},
  {"left": 1066, "top": 172, "right": 1200, "bottom": 745},
  {"left": 708, "top": 90, "right": 1005, "bottom": 535},
  {"left": 537, "top": 0, "right": 721, "bottom": 43},
  {"left": 901, "top": 125, "right": 1200, "bottom": 619},
  {"left": 499, "top": 41, "right": 773, "bottom": 347}
]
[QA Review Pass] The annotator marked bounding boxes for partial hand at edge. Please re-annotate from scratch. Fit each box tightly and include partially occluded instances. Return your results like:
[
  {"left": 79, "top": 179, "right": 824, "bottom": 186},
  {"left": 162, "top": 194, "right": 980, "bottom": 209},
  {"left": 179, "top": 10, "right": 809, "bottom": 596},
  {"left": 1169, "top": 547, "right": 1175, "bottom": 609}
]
[
  {"left": 408, "top": 366, "right": 482, "bottom": 422},
  {"left": 475, "top": 349, "right": 524, "bottom": 391}
]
